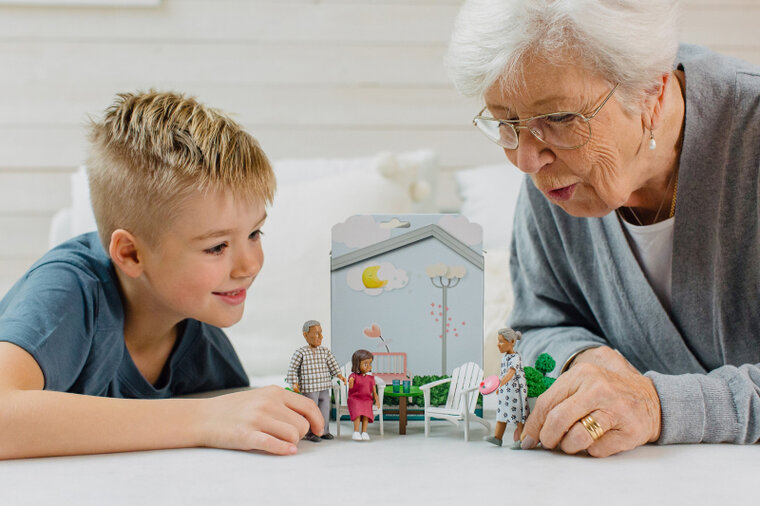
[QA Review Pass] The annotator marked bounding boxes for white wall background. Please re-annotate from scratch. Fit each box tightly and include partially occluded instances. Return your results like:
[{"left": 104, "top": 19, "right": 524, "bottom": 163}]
[{"left": 1, "top": 0, "right": 759, "bottom": 297}]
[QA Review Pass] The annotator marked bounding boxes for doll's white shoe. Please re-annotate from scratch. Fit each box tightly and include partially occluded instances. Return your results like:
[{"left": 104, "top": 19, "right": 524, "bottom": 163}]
[
  {"left": 352, "top": 432, "right": 362, "bottom": 441},
  {"left": 361, "top": 432, "right": 370, "bottom": 441}
]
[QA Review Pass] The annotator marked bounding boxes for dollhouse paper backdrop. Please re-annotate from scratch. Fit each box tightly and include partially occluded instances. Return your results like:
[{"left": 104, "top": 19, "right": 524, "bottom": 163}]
[{"left": 331, "top": 214, "right": 484, "bottom": 376}]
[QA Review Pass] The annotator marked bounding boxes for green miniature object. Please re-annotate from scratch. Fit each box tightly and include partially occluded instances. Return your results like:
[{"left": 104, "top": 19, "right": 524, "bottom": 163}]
[
  {"left": 525, "top": 353, "right": 556, "bottom": 398},
  {"left": 382, "top": 375, "right": 483, "bottom": 407}
]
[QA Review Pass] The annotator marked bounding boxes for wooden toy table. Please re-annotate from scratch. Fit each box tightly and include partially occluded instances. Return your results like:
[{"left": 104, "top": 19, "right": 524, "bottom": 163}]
[{"left": 383, "top": 385, "right": 424, "bottom": 435}]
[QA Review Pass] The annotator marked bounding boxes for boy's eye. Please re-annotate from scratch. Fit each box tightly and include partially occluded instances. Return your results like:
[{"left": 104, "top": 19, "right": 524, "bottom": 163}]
[
  {"left": 205, "top": 243, "right": 227, "bottom": 255},
  {"left": 250, "top": 229, "right": 264, "bottom": 241}
]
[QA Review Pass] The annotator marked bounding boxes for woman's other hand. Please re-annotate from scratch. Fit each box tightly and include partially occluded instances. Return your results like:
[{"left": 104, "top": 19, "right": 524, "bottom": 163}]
[{"left": 521, "top": 347, "right": 661, "bottom": 457}]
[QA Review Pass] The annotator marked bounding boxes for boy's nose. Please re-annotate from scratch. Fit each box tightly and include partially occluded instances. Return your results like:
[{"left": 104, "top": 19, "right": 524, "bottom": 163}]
[{"left": 231, "top": 244, "right": 263, "bottom": 279}]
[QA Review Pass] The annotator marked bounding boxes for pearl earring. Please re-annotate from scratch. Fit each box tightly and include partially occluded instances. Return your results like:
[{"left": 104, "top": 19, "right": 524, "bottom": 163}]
[{"left": 649, "top": 129, "right": 656, "bottom": 150}]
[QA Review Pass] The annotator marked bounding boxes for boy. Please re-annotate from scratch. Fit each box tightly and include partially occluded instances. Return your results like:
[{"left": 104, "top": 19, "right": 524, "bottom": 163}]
[
  {"left": 0, "top": 91, "right": 321, "bottom": 459},
  {"left": 287, "top": 320, "right": 346, "bottom": 441}
]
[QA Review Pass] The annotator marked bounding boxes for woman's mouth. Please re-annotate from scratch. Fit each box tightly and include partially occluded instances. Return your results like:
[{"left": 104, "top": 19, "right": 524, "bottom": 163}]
[
  {"left": 213, "top": 288, "right": 247, "bottom": 305},
  {"left": 548, "top": 183, "right": 578, "bottom": 202}
]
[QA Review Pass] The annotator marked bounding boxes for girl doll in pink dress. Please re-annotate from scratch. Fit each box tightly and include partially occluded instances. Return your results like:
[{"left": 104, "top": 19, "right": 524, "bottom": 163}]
[{"left": 347, "top": 349, "right": 379, "bottom": 441}]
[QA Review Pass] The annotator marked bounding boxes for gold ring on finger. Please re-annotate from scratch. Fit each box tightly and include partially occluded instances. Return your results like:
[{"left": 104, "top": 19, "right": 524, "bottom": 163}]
[{"left": 580, "top": 414, "right": 604, "bottom": 441}]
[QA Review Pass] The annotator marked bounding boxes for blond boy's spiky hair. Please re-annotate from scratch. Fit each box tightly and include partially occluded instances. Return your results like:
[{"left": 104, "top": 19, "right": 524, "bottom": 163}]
[{"left": 87, "top": 90, "right": 276, "bottom": 249}]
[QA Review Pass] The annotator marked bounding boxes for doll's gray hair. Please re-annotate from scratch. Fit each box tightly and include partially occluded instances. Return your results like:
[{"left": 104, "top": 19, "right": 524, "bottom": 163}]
[
  {"left": 445, "top": 0, "right": 680, "bottom": 112},
  {"left": 498, "top": 328, "right": 522, "bottom": 343},
  {"left": 302, "top": 320, "right": 321, "bottom": 333}
]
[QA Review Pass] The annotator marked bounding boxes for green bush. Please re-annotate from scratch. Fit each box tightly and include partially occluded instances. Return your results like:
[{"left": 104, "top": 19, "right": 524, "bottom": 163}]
[
  {"left": 413, "top": 375, "right": 448, "bottom": 407},
  {"left": 535, "top": 354, "right": 556, "bottom": 376},
  {"left": 381, "top": 375, "right": 483, "bottom": 407},
  {"left": 524, "top": 367, "right": 545, "bottom": 397},
  {"left": 525, "top": 353, "right": 556, "bottom": 398}
]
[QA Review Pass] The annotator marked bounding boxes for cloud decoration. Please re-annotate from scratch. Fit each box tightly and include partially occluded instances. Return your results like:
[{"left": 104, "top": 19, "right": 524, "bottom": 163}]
[
  {"left": 347, "top": 262, "right": 408, "bottom": 296},
  {"left": 332, "top": 215, "right": 391, "bottom": 249},
  {"left": 437, "top": 215, "right": 483, "bottom": 246}
]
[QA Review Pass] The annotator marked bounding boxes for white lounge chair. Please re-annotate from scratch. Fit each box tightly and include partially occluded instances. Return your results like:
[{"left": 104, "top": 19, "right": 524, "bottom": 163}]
[
  {"left": 420, "top": 361, "right": 490, "bottom": 441},
  {"left": 332, "top": 362, "right": 385, "bottom": 437}
]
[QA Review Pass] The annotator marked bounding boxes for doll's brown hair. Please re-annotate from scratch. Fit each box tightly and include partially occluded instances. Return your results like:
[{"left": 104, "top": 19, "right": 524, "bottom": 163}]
[{"left": 351, "top": 349, "right": 374, "bottom": 374}]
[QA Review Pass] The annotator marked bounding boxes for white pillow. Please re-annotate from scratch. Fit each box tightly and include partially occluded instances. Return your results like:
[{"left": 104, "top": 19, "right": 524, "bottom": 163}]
[
  {"left": 454, "top": 162, "right": 524, "bottom": 250},
  {"left": 49, "top": 166, "right": 98, "bottom": 247},
  {"left": 226, "top": 152, "right": 438, "bottom": 376}
]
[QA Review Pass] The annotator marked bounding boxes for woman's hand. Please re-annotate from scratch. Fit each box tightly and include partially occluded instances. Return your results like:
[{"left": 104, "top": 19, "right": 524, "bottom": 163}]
[
  {"left": 520, "top": 347, "right": 661, "bottom": 457},
  {"left": 199, "top": 386, "right": 323, "bottom": 456}
]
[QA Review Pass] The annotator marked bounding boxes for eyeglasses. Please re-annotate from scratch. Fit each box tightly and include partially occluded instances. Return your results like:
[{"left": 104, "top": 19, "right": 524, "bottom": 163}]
[{"left": 472, "top": 83, "right": 619, "bottom": 150}]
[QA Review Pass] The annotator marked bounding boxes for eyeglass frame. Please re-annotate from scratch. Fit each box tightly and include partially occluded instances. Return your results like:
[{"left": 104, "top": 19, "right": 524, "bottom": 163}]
[{"left": 472, "top": 83, "right": 620, "bottom": 150}]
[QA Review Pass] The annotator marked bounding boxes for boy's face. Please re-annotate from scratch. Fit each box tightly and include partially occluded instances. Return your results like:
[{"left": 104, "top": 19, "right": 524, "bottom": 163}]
[{"left": 138, "top": 187, "right": 266, "bottom": 328}]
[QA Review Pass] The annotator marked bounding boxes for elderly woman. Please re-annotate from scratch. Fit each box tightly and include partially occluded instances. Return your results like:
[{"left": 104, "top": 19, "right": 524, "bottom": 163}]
[{"left": 447, "top": 0, "right": 760, "bottom": 457}]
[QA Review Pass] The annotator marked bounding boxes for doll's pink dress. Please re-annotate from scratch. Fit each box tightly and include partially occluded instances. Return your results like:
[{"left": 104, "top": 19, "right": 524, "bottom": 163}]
[{"left": 347, "top": 373, "right": 375, "bottom": 422}]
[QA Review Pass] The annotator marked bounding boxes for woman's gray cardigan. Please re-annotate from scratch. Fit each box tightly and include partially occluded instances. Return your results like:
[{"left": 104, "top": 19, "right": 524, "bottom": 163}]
[{"left": 508, "top": 44, "right": 760, "bottom": 445}]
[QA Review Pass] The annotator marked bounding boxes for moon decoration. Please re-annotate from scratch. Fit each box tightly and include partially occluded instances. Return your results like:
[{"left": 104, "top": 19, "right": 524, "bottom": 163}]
[{"left": 361, "top": 265, "right": 388, "bottom": 289}]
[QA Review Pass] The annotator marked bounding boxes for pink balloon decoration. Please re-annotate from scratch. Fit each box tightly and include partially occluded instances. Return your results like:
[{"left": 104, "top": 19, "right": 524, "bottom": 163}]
[{"left": 363, "top": 323, "right": 382, "bottom": 338}]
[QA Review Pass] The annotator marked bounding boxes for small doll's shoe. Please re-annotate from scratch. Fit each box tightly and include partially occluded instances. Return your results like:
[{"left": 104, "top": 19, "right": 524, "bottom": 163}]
[
  {"left": 303, "top": 432, "right": 322, "bottom": 443},
  {"left": 320, "top": 433, "right": 334, "bottom": 440},
  {"left": 361, "top": 432, "right": 370, "bottom": 441},
  {"left": 484, "top": 436, "right": 503, "bottom": 446},
  {"left": 352, "top": 432, "right": 362, "bottom": 441}
]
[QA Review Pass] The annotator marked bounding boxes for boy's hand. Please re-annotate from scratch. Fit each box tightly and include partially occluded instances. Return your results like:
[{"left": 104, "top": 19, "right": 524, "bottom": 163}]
[{"left": 200, "top": 386, "right": 323, "bottom": 456}]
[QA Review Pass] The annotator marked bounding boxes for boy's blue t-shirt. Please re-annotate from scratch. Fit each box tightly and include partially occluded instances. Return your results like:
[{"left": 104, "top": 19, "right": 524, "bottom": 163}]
[{"left": 0, "top": 232, "right": 249, "bottom": 397}]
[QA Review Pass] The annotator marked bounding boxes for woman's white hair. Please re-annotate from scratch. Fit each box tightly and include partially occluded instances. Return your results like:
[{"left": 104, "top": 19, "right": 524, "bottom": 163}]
[
  {"left": 446, "top": 0, "right": 681, "bottom": 111},
  {"left": 498, "top": 328, "right": 522, "bottom": 342}
]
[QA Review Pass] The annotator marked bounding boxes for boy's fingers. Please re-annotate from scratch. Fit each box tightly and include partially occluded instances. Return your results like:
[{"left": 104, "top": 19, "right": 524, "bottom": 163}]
[
  {"left": 275, "top": 405, "right": 311, "bottom": 438},
  {"left": 282, "top": 390, "right": 324, "bottom": 435},
  {"left": 255, "top": 416, "right": 303, "bottom": 445},
  {"left": 247, "top": 431, "right": 298, "bottom": 456}
]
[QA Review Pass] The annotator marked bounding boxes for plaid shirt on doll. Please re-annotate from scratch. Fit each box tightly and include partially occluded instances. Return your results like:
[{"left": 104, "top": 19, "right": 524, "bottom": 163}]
[{"left": 287, "top": 346, "right": 342, "bottom": 393}]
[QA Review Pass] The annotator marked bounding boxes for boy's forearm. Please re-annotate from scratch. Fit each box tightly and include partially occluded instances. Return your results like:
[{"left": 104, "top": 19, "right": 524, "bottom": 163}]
[{"left": 0, "top": 390, "right": 204, "bottom": 459}]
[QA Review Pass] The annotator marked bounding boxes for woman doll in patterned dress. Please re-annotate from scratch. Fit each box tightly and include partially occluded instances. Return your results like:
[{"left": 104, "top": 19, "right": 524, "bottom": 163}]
[
  {"left": 347, "top": 349, "right": 380, "bottom": 441},
  {"left": 486, "top": 328, "right": 528, "bottom": 447}
]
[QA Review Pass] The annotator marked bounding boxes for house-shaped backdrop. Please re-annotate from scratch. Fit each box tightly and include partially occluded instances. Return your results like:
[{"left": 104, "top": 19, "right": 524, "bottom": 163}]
[{"left": 331, "top": 214, "right": 484, "bottom": 377}]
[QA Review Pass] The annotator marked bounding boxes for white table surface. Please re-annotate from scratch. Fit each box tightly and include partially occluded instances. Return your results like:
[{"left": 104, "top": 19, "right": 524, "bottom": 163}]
[{"left": 0, "top": 388, "right": 756, "bottom": 506}]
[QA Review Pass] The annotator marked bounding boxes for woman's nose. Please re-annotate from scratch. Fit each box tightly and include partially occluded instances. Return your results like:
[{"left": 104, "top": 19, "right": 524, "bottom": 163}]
[{"left": 509, "top": 130, "right": 555, "bottom": 174}]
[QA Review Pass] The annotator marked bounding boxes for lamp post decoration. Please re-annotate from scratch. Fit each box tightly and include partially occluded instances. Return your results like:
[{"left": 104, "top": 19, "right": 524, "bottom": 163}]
[{"left": 426, "top": 263, "right": 466, "bottom": 374}]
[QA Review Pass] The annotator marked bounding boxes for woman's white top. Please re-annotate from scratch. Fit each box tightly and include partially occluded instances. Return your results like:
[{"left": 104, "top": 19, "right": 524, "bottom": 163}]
[{"left": 620, "top": 215, "right": 675, "bottom": 312}]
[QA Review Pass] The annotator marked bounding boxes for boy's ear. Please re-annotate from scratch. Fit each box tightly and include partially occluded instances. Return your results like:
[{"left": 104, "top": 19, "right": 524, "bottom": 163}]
[{"left": 109, "top": 229, "right": 143, "bottom": 278}]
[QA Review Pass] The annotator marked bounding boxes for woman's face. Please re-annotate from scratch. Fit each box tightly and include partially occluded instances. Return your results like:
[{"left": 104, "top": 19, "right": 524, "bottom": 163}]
[{"left": 483, "top": 58, "right": 648, "bottom": 218}]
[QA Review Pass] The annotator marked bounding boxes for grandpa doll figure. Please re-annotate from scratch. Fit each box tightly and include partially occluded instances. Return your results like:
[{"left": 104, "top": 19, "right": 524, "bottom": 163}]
[{"left": 287, "top": 320, "right": 346, "bottom": 442}]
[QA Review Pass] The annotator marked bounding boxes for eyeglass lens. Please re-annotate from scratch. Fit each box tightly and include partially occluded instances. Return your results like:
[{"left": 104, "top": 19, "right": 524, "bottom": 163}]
[{"left": 475, "top": 113, "right": 591, "bottom": 149}]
